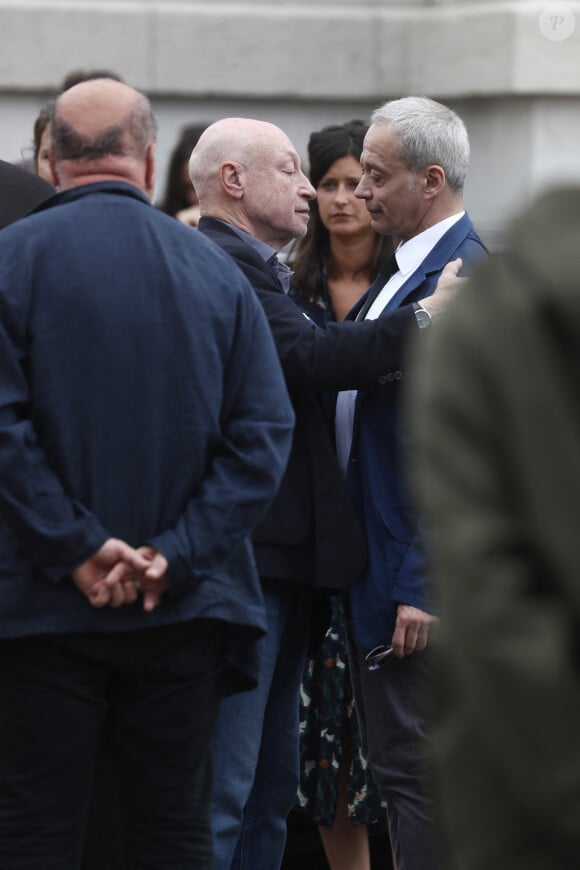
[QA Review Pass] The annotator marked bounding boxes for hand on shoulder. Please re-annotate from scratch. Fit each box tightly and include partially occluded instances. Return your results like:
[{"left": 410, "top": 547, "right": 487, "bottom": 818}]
[{"left": 421, "top": 258, "right": 467, "bottom": 319}]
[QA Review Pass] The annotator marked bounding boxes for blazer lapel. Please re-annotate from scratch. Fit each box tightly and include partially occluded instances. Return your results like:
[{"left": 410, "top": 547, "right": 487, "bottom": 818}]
[{"left": 383, "top": 213, "right": 476, "bottom": 312}]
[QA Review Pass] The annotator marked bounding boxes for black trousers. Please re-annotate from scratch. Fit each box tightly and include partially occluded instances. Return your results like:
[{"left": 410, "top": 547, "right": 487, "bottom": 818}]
[
  {"left": 347, "top": 625, "right": 438, "bottom": 870},
  {"left": 0, "top": 619, "right": 226, "bottom": 870}
]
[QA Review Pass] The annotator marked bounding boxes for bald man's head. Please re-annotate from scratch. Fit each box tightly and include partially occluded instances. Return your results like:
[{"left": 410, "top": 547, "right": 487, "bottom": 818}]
[
  {"left": 52, "top": 78, "right": 156, "bottom": 164},
  {"left": 48, "top": 78, "right": 157, "bottom": 196},
  {"left": 189, "top": 118, "right": 290, "bottom": 197},
  {"left": 189, "top": 118, "right": 315, "bottom": 249}
]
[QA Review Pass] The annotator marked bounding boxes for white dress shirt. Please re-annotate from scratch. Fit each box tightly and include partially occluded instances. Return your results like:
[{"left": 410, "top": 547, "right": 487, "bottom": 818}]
[{"left": 335, "top": 212, "right": 465, "bottom": 475}]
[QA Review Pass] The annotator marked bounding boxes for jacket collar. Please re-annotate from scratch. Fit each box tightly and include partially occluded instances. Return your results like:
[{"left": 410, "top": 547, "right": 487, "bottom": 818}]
[
  {"left": 385, "top": 212, "right": 476, "bottom": 311},
  {"left": 31, "top": 180, "right": 150, "bottom": 215},
  {"left": 346, "top": 212, "right": 478, "bottom": 321}
]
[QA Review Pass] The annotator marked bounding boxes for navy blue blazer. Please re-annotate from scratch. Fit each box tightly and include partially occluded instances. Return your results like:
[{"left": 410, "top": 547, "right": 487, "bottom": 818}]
[
  {"left": 199, "top": 217, "right": 423, "bottom": 592},
  {"left": 345, "top": 213, "right": 488, "bottom": 649},
  {"left": 0, "top": 183, "right": 294, "bottom": 691}
]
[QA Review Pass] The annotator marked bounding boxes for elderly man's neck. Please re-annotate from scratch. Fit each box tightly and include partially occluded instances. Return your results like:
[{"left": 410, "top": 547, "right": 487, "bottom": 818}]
[
  {"left": 55, "top": 154, "right": 153, "bottom": 199},
  {"left": 200, "top": 205, "right": 290, "bottom": 252}
]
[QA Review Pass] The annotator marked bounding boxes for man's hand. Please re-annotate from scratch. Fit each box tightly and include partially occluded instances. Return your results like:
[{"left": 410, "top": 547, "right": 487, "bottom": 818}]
[
  {"left": 391, "top": 604, "right": 438, "bottom": 658},
  {"left": 133, "top": 545, "right": 170, "bottom": 612},
  {"left": 71, "top": 539, "right": 153, "bottom": 608},
  {"left": 420, "top": 258, "right": 467, "bottom": 319}
]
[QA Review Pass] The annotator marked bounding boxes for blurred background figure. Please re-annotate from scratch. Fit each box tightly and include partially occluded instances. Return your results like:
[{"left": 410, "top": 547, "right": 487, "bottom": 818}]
[
  {"left": 287, "top": 120, "right": 392, "bottom": 870},
  {"left": 31, "top": 101, "right": 53, "bottom": 183},
  {"left": 59, "top": 68, "right": 123, "bottom": 91},
  {"left": 410, "top": 186, "right": 580, "bottom": 870},
  {"left": 158, "top": 122, "right": 211, "bottom": 226},
  {"left": 0, "top": 157, "right": 53, "bottom": 229}
]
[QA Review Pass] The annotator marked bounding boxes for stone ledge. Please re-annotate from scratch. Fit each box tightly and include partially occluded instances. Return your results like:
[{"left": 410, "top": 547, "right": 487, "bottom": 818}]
[{"left": 0, "top": 2, "right": 578, "bottom": 97}]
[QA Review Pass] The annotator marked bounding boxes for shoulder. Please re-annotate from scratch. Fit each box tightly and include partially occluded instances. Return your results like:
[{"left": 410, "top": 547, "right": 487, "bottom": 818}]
[
  {"left": 199, "top": 218, "right": 278, "bottom": 295},
  {"left": 457, "top": 213, "right": 487, "bottom": 249},
  {"left": 450, "top": 215, "right": 488, "bottom": 273},
  {"left": 0, "top": 160, "right": 55, "bottom": 229}
]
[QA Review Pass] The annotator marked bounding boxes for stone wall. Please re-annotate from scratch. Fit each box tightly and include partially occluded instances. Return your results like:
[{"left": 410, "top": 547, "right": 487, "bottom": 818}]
[{"left": 1, "top": 0, "right": 579, "bottom": 242}]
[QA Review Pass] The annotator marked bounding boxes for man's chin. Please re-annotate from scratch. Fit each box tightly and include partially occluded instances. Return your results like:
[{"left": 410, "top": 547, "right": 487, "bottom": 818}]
[
  {"left": 293, "top": 216, "right": 310, "bottom": 237},
  {"left": 369, "top": 213, "right": 386, "bottom": 234}
]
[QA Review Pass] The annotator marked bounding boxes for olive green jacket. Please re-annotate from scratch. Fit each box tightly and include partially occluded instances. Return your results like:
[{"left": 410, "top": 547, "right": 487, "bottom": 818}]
[{"left": 410, "top": 188, "right": 580, "bottom": 870}]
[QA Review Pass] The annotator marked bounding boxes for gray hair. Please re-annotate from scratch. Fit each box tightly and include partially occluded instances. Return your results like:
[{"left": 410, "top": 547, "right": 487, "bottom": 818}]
[{"left": 371, "top": 96, "right": 469, "bottom": 193}]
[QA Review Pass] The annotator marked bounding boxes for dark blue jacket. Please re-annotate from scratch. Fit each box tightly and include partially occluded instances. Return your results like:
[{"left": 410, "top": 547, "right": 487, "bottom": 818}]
[
  {"left": 0, "top": 159, "right": 54, "bottom": 229},
  {"left": 0, "top": 182, "right": 294, "bottom": 690},
  {"left": 199, "top": 217, "right": 422, "bottom": 592},
  {"left": 346, "top": 213, "right": 488, "bottom": 649}
]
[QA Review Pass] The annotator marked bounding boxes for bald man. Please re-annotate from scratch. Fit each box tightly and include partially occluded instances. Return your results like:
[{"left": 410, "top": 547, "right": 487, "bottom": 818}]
[
  {"left": 190, "top": 118, "right": 461, "bottom": 870},
  {"left": 0, "top": 82, "right": 293, "bottom": 869}
]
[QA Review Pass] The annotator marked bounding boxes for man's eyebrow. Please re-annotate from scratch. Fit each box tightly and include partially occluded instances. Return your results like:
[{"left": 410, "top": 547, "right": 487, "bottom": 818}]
[
  {"left": 278, "top": 151, "right": 300, "bottom": 168},
  {"left": 361, "top": 156, "right": 381, "bottom": 171}
]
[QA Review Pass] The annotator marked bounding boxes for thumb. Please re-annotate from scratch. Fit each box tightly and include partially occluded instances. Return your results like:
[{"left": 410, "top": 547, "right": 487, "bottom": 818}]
[
  {"left": 144, "top": 552, "right": 168, "bottom": 580},
  {"left": 441, "top": 257, "right": 463, "bottom": 279}
]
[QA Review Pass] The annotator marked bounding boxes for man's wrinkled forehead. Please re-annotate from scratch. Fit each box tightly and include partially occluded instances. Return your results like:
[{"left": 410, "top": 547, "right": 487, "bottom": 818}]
[{"left": 361, "top": 125, "right": 404, "bottom": 168}]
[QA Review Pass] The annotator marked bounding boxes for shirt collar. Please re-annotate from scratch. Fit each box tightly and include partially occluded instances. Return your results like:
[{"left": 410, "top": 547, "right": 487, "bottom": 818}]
[
  {"left": 225, "top": 222, "right": 278, "bottom": 263},
  {"left": 394, "top": 211, "right": 465, "bottom": 276},
  {"left": 224, "top": 222, "right": 293, "bottom": 293}
]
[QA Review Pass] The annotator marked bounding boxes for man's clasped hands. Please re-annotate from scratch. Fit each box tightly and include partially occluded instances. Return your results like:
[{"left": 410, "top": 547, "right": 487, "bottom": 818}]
[{"left": 70, "top": 538, "right": 169, "bottom": 612}]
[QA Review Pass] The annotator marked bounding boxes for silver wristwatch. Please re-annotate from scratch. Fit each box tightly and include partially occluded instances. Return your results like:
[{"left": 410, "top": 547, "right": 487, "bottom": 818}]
[{"left": 413, "top": 303, "right": 432, "bottom": 329}]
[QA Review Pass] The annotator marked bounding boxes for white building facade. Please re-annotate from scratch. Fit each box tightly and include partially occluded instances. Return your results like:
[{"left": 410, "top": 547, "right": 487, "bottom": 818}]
[{"left": 1, "top": 0, "right": 579, "bottom": 243}]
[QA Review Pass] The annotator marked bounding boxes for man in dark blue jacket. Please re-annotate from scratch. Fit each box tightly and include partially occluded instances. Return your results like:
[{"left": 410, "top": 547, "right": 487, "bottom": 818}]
[
  {"left": 0, "top": 78, "right": 294, "bottom": 870},
  {"left": 339, "top": 96, "right": 487, "bottom": 870}
]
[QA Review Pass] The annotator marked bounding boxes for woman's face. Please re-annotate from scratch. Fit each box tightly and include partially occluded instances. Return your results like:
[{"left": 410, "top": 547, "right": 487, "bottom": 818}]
[
  {"left": 316, "top": 154, "right": 372, "bottom": 239},
  {"left": 35, "top": 126, "right": 53, "bottom": 184}
]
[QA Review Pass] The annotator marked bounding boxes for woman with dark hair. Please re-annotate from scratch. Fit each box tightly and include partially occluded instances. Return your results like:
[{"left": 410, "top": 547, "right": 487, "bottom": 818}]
[
  {"left": 289, "top": 120, "right": 391, "bottom": 324},
  {"left": 158, "top": 122, "right": 211, "bottom": 226},
  {"left": 287, "top": 121, "right": 392, "bottom": 870}
]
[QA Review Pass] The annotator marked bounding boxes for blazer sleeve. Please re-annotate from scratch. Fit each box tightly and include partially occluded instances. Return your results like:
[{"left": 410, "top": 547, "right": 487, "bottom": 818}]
[{"left": 206, "top": 231, "right": 417, "bottom": 393}]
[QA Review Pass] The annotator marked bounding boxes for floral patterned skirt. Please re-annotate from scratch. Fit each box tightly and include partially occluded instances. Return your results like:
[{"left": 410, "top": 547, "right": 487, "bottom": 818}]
[{"left": 297, "top": 595, "right": 386, "bottom": 829}]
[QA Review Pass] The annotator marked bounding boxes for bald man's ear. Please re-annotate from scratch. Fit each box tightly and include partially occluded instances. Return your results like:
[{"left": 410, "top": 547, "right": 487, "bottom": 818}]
[
  {"left": 144, "top": 142, "right": 156, "bottom": 201},
  {"left": 220, "top": 162, "right": 244, "bottom": 199}
]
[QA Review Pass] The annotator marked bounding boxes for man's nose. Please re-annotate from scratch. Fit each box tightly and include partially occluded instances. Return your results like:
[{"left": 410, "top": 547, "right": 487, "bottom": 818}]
[
  {"left": 354, "top": 179, "right": 368, "bottom": 199},
  {"left": 301, "top": 174, "right": 316, "bottom": 199}
]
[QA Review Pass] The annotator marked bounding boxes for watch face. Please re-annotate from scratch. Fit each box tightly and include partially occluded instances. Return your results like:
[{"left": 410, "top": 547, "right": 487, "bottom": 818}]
[{"left": 415, "top": 307, "right": 431, "bottom": 329}]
